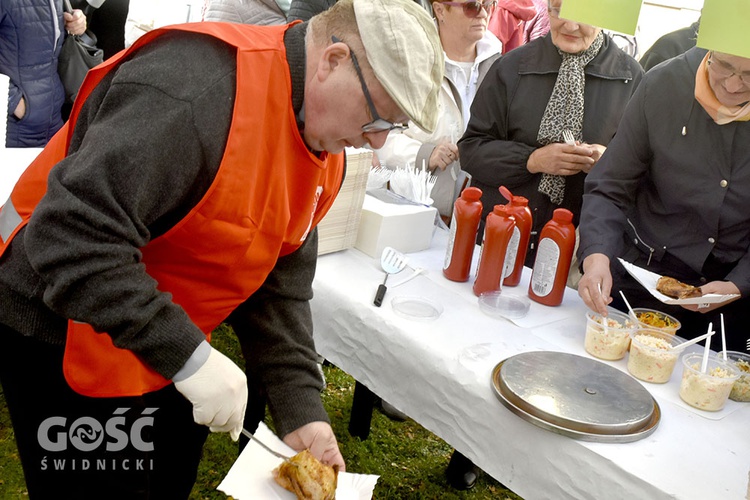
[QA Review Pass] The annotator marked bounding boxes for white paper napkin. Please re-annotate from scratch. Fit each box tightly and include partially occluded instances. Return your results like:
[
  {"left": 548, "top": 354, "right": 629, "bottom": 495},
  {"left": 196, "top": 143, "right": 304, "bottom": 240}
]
[{"left": 218, "top": 422, "right": 379, "bottom": 499}]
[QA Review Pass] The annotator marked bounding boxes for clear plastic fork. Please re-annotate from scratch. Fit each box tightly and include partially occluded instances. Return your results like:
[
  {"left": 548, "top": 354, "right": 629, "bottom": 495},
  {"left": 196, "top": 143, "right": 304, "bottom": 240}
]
[{"left": 562, "top": 129, "right": 576, "bottom": 146}]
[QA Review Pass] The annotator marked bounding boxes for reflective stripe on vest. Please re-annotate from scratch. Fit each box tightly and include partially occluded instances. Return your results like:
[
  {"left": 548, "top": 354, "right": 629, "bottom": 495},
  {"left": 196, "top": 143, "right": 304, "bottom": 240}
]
[
  {"left": 0, "top": 199, "right": 21, "bottom": 243},
  {"left": 1, "top": 23, "right": 345, "bottom": 397}
]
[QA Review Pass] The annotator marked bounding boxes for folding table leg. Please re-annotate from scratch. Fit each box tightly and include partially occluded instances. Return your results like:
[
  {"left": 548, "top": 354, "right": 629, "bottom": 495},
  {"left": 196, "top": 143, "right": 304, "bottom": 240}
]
[{"left": 348, "top": 381, "right": 377, "bottom": 439}]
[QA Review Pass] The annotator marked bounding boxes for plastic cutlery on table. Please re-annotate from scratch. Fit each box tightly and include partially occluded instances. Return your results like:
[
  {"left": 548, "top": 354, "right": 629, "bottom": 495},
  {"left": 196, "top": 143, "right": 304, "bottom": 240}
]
[
  {"left": 390, "top": 267, "right": 426, "bottom": 288},
  {"left": 373, "top": 247, "right": 407, "bottom": 307}
]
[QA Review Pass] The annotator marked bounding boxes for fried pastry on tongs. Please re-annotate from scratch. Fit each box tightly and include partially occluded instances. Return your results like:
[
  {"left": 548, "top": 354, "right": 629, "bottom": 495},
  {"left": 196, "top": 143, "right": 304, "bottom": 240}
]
[{"left": 273, "top": 449, "right": 339, "bottom": 500}]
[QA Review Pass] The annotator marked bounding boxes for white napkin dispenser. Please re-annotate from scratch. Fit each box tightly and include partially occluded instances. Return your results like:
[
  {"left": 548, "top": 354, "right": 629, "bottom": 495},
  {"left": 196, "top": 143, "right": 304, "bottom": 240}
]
[{"left": 354, "top": 194, "right": 437, "bottom": 257}]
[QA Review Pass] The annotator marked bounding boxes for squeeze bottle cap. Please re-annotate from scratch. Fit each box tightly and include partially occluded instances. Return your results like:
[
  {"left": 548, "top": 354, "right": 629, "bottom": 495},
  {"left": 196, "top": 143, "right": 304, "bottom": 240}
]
[
  {"left": 499, "top": 185, "right": 529, "bottom": 206},
  {"left": 461, "top": 186, "right": 483, "bottom": 201},
  {"left": 492, "top": 204, "right": 512, "bottom": 216},
  {"left": 552, "top": 208, "right": 574, "bottom": 223}
]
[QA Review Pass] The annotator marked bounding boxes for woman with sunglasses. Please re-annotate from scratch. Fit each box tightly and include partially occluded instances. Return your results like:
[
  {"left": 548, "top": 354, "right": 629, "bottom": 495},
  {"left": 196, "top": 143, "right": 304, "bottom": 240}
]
[
  {"left": 578, "top": 40, "right": 750, "bottom": 353},
  {"left": 372, "top": 1, "right": 501, "bottom": 490},
  {"left": 458, "top": 0, "right": 643, "bottom": 267},
  {"left": 373, "top": 0, "right": 502, "bottom": 221}
]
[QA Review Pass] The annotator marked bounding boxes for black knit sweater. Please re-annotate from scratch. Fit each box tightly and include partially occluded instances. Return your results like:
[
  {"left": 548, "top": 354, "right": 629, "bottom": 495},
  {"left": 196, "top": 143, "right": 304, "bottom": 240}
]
[{"left": 0, "top": 22, "right": 329, "bottom": 437}]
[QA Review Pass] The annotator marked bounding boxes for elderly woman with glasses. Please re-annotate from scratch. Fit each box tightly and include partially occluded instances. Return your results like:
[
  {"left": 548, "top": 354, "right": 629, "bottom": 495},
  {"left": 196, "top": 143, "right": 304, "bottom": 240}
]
[
  {"left": 577, "top": 45, "right": 750, "bottom": 353},
  {"left": 458, "top": 0, "right": 643, "bottom": 265},
  {"left": 373, "top": 0, "right": 502, "bottom": 220}
]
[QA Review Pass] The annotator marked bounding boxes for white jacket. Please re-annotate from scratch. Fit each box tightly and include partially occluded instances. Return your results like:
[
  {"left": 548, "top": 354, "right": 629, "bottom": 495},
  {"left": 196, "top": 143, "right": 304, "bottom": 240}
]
[{"left": 374, "top": 31, "right": 502, "bottom": 217}]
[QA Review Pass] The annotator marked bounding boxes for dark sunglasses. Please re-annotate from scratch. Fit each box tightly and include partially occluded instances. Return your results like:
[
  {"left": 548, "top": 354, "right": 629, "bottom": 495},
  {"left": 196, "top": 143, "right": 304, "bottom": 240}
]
[
  {"left": 331, "top": 36, "right": 408, "bottom": 133},
  {"left": 440, "top": 1, "right": 498, "bottom": 18}
]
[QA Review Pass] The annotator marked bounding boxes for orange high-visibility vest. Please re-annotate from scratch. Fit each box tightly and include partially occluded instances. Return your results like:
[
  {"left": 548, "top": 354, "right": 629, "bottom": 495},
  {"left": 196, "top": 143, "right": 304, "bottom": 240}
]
[{"left": 0, "top": 23, "right": 344, "bottom": 397}]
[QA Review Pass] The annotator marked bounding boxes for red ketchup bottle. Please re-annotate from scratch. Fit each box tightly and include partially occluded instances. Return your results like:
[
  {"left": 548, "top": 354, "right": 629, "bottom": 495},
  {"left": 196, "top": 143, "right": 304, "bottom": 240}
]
[
  {"left": 528, "top": 208, "right": 576, "bottom": 306},
  {"left": 443, "top": 187, "right": 483, "bottom": 282},
  {"left": 473, "top": 205, "right": 515, "bottom": 297},
  {"left": 499, "top": 186, "right": 532, "bottom": 287}
]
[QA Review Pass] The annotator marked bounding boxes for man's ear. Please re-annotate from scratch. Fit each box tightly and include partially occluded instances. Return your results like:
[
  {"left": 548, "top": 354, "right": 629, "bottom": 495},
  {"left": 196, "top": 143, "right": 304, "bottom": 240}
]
[{"left": 315, "top": 41, "right": 350, "bottom": 82}]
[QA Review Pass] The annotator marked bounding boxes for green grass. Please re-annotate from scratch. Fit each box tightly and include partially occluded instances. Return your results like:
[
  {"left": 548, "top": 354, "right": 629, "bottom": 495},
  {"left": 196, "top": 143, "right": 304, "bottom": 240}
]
[{"left": 0, "top": 325, "right": 522, "bottom": 499}]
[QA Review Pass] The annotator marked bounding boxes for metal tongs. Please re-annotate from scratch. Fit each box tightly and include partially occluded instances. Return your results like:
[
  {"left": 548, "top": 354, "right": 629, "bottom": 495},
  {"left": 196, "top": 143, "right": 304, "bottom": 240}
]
[{"left": 241, "top": 428, "right": 297, "bottom": 466}]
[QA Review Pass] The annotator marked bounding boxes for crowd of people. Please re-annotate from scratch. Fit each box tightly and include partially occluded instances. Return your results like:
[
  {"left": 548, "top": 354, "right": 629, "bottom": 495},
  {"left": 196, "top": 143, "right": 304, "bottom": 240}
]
[{"left": 1, "top": 0, "right": 747, "bottom": 498}]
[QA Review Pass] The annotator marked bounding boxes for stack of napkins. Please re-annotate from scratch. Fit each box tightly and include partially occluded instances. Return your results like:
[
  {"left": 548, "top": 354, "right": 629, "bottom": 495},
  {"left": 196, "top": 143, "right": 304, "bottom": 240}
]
[
  {"left": 317, "top": 147, "right": 372, "bottom": 255},
  {"left": 218, "top": 422, "right": 379, "bottom": 499},
  {"left": 354, "top": 194, "right": 437, "bottom": 258}
]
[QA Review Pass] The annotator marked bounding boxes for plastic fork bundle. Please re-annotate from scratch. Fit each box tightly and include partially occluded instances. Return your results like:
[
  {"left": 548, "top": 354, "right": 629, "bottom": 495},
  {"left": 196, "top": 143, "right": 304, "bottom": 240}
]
[
  {"left": 388, "top": 162, "right": 437, "bottom": 205},
  {"left": 367, "top": 165, "right": 393, "bottom": 190}
]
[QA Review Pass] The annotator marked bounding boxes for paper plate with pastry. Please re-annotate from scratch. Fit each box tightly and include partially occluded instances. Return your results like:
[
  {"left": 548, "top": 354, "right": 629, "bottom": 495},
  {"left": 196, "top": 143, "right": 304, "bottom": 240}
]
[
  {"left": 618, "top": 259, "right": 739, "bottom": 305},
  {"left": 218, "top": 422, "right": 379, "bottom": 500}
]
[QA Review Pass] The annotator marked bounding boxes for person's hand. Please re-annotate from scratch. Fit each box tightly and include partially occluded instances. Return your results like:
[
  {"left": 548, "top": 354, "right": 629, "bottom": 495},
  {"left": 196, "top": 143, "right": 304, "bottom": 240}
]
[
  {"left": 586, "top": 143, "right": 606, "bottom": 166},
  {"left": 64, "top": 9, "right": 87, "bottom": 36},
  {"left": 428, "top": 142, "right": 458, "bottom": 171},
  {"left": 578, "top": 253, "right": 613, "bottom": 315},
  {"left": 174, "top": 346, "right": 248, "bottom": 441},
  {"left": 527, "top": 142, "right": 596, "bottom": 176},
  {"left": 681, "top": 281, "right": 741, "bottom": 314},
  {"left": 283, "top": 421, "right": 346, "bottom": 472},
  {"left": 13, "top": 97, "right": 26, "bottom": 119}
]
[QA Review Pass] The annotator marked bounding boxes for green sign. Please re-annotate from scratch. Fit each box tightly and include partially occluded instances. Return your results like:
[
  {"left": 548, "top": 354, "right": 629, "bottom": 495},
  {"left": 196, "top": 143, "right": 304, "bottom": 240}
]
[
  {"left": 697, "top": 0, "right": 750, "bottom": 59},
  {"left": 558, "top": 0, "right": 642, "bottom": 35}
]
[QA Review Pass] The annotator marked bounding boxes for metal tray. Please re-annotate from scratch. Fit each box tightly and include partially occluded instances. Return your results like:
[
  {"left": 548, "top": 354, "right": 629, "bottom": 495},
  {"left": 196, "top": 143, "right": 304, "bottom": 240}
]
[{"left": 491, "top": 351, "right": 660, "bottom": 443}]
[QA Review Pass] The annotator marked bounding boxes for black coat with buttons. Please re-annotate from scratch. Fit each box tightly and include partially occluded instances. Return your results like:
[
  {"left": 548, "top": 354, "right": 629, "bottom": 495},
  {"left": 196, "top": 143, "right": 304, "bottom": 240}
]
[
  {"left": 580, "top": 46, "right": 750, "bottom": 296},
  {"left": 459, "top": 33, "right": 643, "bottom": 265}
]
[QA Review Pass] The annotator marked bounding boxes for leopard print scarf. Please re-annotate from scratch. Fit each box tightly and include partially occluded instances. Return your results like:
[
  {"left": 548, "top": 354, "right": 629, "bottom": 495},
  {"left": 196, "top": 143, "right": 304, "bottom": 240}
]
[{"left": 537, "top": 31, "right": 605, "bottom": 205}]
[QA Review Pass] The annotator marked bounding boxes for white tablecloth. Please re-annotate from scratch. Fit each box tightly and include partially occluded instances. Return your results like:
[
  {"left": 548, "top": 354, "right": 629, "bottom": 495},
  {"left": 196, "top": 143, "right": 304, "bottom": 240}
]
[{"left": 311, "top": 229, "right": 750, "bottom": 500}]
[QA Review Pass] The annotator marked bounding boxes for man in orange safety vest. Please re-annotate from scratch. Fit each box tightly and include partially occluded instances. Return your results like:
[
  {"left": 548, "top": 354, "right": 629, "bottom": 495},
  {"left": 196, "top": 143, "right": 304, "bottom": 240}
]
[{"left": 0, "top": 0, "right": 443, "bottom": 496}]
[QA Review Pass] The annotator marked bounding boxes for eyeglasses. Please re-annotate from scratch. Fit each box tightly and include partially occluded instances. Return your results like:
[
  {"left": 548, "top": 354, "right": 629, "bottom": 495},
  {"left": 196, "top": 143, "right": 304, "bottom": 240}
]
[
  {"left": 707, "top": 53, "right": 750, "bottom": 86},
  {"left": 440, "top": 1, "right": 497, "bottom": 18},
  {"left": 331, "top": 36, "right": 408, "bottom": 133}
]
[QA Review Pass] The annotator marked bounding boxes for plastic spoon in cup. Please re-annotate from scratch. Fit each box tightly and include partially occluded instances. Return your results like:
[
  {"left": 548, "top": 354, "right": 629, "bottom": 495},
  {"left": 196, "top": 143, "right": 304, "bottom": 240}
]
[
  {"left": 700, "top": 323, "right": 713, "bottom": 373},
  {"left": 720, "top": 313, "right": 727, "bottom": 361},
  {"left": 619, "top": 291, "right": 636, "bottom": 318},
  {"left": 598, "top": 283, "right": 608, "bottom": 335},
  {"left": 671, "top": 328, "right": 715, "bottom": 352}
]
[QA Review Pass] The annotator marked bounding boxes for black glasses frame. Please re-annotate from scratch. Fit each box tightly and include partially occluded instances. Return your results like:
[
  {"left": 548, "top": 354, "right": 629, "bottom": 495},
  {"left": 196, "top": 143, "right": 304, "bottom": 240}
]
[{"left": 331, "top": 36, "right": 408, "bottom": 133}]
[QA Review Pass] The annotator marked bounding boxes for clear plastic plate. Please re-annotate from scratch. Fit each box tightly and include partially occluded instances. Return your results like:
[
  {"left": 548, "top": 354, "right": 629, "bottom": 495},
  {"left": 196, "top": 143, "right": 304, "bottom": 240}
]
[
  {"left": 391, "top": 295, "right": 443, "bottom": 321},
  {"left": 478, "top": 291, "right": 531, "bottom": 320}
]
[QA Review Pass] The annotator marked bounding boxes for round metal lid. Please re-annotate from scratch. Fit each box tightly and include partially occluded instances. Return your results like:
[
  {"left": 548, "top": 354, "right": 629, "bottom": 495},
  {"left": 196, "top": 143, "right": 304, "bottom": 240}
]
[{"left": 492, "top": 351, "right": 659, "bottom": 442}]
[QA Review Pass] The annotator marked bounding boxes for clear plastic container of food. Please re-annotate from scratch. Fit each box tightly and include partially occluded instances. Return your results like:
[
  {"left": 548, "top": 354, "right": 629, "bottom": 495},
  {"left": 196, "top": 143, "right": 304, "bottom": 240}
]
[
  {"left": 584, "top": 309, "right": 637, "bottom": 361},
  {"left": 627, "top": 329, "right": 684, "bottom": 383},
  {"left": 630, "top": 308, "right": 681, "bottom": 335},
  {"left": 679, "top": 353, "right": 739, "bottom": 411},
  {"left": 716, "top": 350, "right": 750, "bottom": 402}
]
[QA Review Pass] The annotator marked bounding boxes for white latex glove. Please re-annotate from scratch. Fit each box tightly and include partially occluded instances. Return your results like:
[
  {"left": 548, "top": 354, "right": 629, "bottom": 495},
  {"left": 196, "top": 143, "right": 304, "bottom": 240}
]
[{"left": 174, "top": 345, "right": 248, "bottom": 441}]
